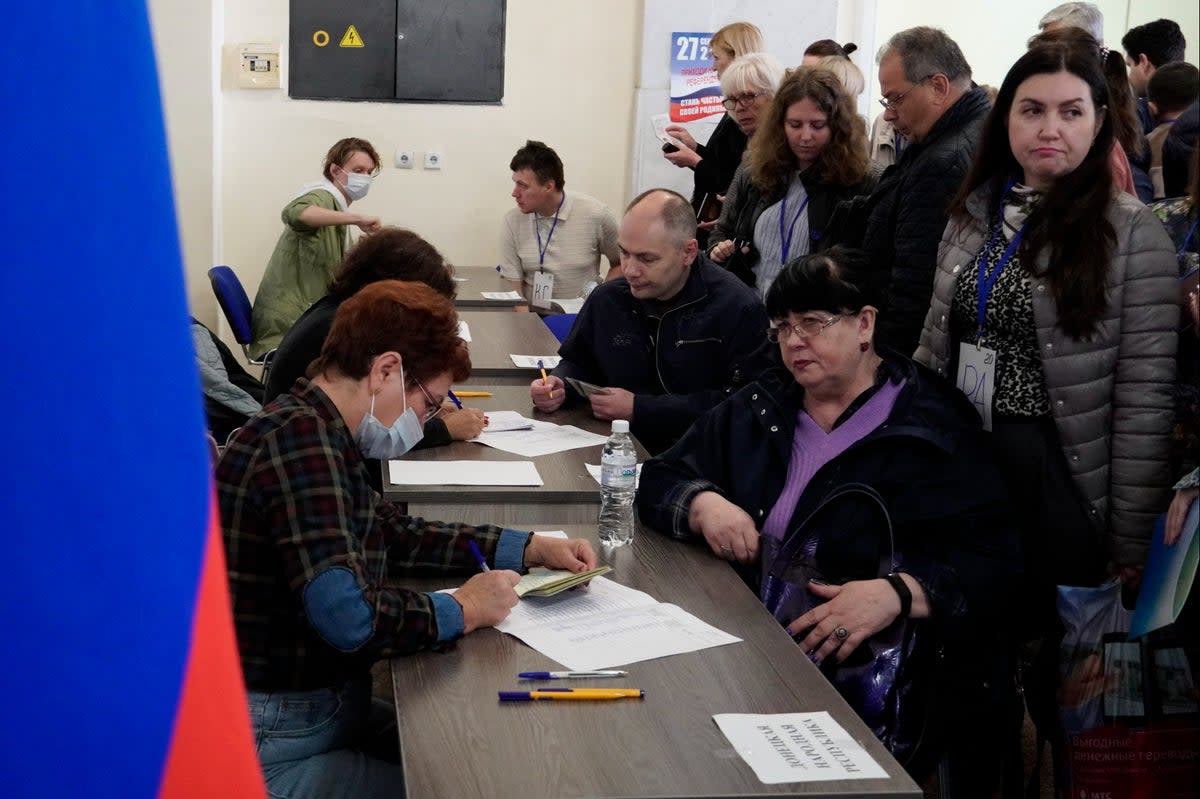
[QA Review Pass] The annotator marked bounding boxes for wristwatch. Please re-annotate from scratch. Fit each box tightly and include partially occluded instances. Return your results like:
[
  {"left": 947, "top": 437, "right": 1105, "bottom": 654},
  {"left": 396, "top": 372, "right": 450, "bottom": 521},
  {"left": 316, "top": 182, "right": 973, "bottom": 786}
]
[{"left": 885, "top": 572, "right": 913, "bottom": 618}]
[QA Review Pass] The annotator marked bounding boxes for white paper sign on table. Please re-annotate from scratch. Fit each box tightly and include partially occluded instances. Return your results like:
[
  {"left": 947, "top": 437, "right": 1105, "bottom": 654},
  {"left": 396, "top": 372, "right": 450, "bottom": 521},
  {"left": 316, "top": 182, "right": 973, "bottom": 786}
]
[
  {"left": 481, "top": 290, "right": 525, "bottom": 301},
  {"left": 387, "top": 460, "right": 542, "bottom": 486},
  {"left": 713, "top": 712, "right": 888, "bottom": 783},
  {"left": 510, "top": 355, "right": 561, "bottom": 369},
  {"left": 495, "top": 576, "right": 741, "bottom": 670},
  {"left": 456, "top": 321, "right": 471, "bottom": 342}
]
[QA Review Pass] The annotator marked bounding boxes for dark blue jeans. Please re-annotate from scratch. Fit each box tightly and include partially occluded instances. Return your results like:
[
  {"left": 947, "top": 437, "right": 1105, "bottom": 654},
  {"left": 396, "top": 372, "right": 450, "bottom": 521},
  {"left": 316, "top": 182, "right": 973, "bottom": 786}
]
[{"left": 247, "top": 677, "right": 404, "bottom": 799}]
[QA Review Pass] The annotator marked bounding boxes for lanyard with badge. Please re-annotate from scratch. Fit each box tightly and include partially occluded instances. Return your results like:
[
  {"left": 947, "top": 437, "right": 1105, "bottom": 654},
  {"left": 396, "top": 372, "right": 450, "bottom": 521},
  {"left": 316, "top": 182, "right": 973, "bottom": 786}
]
[
  {"left": 778, "top": 180, "right": 811, "bottom": 265},
  {"left": 531, "top": 192, "right": 565, "bottom": 310},
  {"left": 956, "top": 179, "right": 1024, "bottom": 432}
]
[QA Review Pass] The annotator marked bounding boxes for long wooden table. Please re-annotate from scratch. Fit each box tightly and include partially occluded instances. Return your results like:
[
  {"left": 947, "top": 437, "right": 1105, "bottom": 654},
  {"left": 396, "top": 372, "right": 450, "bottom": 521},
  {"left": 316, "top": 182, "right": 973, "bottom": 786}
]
[
  {"left": 452, "top": 265, "right": 528, "bottom": 310},
  {"left": 383, "top": 386, "right": 649, "bottom": 526},
  {"left": 389, "top": 523, "right": 922, "bottom": 799},
  {"left": 458, "top": 310, "right": 563, "bottom": 386}
]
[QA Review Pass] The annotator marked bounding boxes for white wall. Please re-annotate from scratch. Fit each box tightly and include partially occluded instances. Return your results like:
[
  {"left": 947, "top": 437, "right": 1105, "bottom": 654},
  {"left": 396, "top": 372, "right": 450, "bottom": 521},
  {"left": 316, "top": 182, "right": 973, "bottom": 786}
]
[
  {"left": 148, "top": 0, "right": 219, "bottom": 326},
  {"left": 219, "top": 0, "right": 638, "bottom": 331}
]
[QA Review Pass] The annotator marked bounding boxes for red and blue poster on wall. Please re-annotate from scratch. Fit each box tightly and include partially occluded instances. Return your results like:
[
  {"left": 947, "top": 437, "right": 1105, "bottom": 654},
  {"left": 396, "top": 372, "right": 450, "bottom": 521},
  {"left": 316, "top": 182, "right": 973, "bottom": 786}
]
[{"left": 669, "top": 32, "right": 723, "bottom": 122}]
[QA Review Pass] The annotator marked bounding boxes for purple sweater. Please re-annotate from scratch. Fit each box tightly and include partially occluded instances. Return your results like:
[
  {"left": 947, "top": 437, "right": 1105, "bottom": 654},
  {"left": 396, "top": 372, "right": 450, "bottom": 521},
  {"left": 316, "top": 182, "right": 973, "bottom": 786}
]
[{"left": 761, "top": 379, "right": 904, "bottom": 540}]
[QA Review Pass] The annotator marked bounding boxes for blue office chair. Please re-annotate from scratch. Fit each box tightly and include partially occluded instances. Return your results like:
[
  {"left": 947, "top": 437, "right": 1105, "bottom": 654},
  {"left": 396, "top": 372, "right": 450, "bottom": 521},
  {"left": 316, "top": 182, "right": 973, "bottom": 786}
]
[
  {"left": 207, "top": 265, "right": 274, "bottom": 376},
  {"left": 542, "top": 313, "right": 578, "bottom": 344}
]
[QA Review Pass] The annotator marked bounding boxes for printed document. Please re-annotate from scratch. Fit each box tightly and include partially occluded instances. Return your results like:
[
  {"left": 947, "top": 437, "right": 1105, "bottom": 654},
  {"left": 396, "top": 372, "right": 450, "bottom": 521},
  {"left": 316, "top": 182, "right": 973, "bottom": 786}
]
[
  {"left": 495, "top": 576, "right": 741, "bottom": 670},
  {"left": 481, "top": 290, "right": 524, "bottom": 301},
  {"left": 476, "top": 411, "right": 534, "bottom": 432},
  {"left": 713, "top": 712, "right": 888, "bottom": 783}
]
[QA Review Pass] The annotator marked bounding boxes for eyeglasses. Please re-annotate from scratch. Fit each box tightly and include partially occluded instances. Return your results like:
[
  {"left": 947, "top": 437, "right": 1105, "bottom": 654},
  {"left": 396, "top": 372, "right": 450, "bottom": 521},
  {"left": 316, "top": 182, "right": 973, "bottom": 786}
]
[
  {"left": 767, "top": 315, "right": 844, "bottom": 342},
  {"left": 414, "top": 379, "right": 444, "bottom": 422},
  {"left": 877, "top": 75, "right": 934, "bottom": 111},
  {"left": 721, "top": 90, "right": 770, "bottom": 111}
]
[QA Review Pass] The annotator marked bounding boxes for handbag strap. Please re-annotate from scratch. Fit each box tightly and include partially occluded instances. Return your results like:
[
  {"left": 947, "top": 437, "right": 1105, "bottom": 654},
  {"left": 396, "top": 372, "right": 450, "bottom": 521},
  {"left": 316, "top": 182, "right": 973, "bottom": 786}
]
[{"left": 772, "top": 482, "right": 896, "bottom": 579}]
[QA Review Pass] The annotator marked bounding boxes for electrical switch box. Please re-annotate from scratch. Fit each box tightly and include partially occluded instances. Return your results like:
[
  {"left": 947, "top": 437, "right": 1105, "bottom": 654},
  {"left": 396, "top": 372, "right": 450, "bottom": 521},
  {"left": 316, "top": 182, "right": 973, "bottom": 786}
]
[{"left": 238, "top": 43, "right": 280, "bottom": 89}]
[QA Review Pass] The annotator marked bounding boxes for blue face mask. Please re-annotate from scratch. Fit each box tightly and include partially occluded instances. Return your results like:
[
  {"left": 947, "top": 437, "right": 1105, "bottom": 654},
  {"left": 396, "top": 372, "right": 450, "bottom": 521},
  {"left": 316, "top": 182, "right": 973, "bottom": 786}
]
[{"left": 354, "top": 365, "right": 425, "bottom": 459}]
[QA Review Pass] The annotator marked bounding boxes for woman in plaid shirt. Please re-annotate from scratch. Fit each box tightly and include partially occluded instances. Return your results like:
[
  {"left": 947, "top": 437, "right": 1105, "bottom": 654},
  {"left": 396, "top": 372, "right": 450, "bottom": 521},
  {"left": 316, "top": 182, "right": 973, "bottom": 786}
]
[{"left": 217, "top": 280, "right": 597, "bottom": 798}]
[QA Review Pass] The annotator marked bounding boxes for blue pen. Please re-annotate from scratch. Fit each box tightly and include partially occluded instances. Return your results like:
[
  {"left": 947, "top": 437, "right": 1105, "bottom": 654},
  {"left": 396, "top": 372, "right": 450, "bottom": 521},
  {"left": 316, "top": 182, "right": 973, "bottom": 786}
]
[
  {"left": 467, "top": 539, "right": 490, "bottom": 572},
  {"left": 446, "top": 389, "right": 464, "bottom": 410},
  {"left": 495, "top": 264, "right": 502, "bottom": 273}
]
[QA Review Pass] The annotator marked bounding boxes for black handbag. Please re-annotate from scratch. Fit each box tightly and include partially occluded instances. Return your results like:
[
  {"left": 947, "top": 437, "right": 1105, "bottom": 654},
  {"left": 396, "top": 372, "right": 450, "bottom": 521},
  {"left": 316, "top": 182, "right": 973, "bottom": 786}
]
[{"left": 759, "top": 483, "right": 939, "bottom": 772}]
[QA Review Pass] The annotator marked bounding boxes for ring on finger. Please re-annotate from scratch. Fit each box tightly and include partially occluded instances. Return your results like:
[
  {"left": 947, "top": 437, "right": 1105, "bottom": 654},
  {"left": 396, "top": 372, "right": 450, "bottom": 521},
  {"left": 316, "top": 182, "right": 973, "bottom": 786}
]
[
  {"left": 834, "top": 626, "right": 849, "bottom": 641},
  {"left": 719, "top": 545, "right": 734, "bottom": 558}
]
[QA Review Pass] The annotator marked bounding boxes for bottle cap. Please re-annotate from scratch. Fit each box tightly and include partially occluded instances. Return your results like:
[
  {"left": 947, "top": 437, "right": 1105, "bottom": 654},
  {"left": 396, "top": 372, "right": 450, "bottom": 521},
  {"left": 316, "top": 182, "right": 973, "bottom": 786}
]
[{"left": 611, "top": 420, "right": 630, "bottom": 434}]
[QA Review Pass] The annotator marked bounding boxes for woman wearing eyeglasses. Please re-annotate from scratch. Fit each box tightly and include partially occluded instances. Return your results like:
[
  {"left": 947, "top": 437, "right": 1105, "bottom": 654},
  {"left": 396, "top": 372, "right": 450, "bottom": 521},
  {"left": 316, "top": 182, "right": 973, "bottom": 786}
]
[
  {"left": 250, "top": 137, "right": 386, "bottom": 359},
  {"left": 637, "top": 247, "right": 1019, "bottom": 782},
  {"left": 708, "top": 68, "right": 878, "bottom": 298},
  {"left": 219, "top": 279, "right": 598, "bottom": 799}
]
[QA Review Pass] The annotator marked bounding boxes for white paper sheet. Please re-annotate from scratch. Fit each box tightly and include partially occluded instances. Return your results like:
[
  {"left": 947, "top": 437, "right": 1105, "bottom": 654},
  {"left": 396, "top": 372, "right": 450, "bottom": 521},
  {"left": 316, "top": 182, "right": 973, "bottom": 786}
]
[
  {"left": 481, "top": 290, "right": 525, "bottom": 301},
  {"left": 387, "top": 460, "right": 542, "bottom": 486},
  {"left": 713, "top": 712, "right": 887, "bottom": 783},
  {"left": 510, "top": 354, "right": 561, "bottom": 369},
  {"left": 457, "top": 320, "right": 471, "bottom": 342},
  {"left": 495, "top": 576, "right": 741, "bottom": 670},
  {"left": 585, "top": 463, "right": 643, "bottom": 488},
  {"left": 531, "top": 530, "right": 568, "bottom": 539},
  {"left": 550, "top": 297, "right": 585, "bottom": 314},
  {"left": 473, "top": 419, "right": 607, "bottom": 457},
  {"left": 474, "top": 411, "right": 534, "bottom": 433}
]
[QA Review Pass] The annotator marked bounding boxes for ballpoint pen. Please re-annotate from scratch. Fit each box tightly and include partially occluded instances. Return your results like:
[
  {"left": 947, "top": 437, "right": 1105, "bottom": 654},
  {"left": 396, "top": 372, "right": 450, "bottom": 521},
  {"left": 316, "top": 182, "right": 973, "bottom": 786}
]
[
  {"left": 467, "top": 539, "right": 490, "bottom": 572},
  {"left": 499, "top": 689, "right": 644, "bottom": 701},
  {"left": 537, "top": 358, "right": 556, "bottom": 398},
  {"left": 519, "top": 671, "right": 628, "bottom": 680},
  {"left": 446, "top": 389, "right": 464, "bottom": 410}
]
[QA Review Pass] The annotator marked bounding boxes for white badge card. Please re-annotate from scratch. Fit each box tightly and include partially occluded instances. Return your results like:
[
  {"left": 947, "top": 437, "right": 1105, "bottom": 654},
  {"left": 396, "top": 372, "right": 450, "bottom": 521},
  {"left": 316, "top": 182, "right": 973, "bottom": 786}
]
[
  {"left": 956, "top": 342, "right": 997, "bottom": 431},
  {"left": 532, "top": 271, "right": 554, "bottom": 310}
]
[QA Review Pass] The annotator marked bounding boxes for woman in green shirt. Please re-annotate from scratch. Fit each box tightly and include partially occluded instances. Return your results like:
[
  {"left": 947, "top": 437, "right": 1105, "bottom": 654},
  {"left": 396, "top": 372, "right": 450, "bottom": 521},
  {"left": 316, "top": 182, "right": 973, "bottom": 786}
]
[{"left": 250, "top": 138, "right": 383, "bottom": 358}]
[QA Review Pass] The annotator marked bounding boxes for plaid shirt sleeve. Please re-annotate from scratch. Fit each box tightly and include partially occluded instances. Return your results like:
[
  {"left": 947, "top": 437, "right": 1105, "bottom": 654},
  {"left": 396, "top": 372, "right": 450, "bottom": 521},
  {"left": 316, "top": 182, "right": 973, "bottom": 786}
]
[{"left": 252, "top": 411, "right": 529, "bottom": 659}]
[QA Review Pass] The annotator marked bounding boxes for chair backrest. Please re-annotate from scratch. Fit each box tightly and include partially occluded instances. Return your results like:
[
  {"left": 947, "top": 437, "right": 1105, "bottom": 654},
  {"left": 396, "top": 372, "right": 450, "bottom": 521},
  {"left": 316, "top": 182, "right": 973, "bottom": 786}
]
[
  {"left": 208, "top": 265, "right": 253, "bottom": 346},
  {"left": 542, "top": 313, "right": 578, "bottom": 344}
]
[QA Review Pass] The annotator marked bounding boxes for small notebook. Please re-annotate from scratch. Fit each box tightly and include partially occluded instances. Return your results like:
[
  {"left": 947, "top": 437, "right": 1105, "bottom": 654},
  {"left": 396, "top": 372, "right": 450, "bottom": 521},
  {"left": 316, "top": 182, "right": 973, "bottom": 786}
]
[{"left": 515, "top": 565, "right": 613, "bottom": 598}]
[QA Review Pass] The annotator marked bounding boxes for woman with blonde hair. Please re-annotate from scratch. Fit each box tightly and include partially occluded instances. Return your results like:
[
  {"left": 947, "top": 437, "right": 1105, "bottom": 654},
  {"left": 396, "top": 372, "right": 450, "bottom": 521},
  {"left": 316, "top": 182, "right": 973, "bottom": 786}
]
[
  {"left": 664, "top": 22, "right": 763, "bottom": 246},
  {"left": 709, "top": 67, "right": 877, "bottom": 296}
]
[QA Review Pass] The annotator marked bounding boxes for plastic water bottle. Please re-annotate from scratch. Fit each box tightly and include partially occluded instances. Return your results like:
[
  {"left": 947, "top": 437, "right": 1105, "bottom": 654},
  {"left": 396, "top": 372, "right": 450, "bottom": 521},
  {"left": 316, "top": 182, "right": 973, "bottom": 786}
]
[{"left": 598, "top": 420, "right": 637, "bottom": 546}]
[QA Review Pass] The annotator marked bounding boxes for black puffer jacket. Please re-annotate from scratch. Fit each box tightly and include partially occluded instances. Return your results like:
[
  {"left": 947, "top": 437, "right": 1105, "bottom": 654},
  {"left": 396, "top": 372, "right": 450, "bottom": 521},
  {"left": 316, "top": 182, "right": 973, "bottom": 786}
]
[{"left": 862, "top": 87, "right": 990, "bottom": 356}]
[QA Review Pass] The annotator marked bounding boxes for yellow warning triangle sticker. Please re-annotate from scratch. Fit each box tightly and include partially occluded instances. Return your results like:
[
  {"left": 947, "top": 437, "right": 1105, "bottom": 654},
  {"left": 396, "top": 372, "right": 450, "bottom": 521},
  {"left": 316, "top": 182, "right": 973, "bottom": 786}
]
[{"left": 339, "top": 25, "right": 365, "bottom": 48}]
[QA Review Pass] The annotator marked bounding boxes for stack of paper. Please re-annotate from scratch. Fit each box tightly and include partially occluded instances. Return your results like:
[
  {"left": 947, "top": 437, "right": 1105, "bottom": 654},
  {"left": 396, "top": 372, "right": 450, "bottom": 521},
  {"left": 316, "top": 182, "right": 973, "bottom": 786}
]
[
  {"left": 472, "top": 419, "right": 607, "bottom": 457},
  {"left": 515, "top": 565, "right": 614, "bottom": 597},
  {"left": 495, "top": 576, "right": 741, "bottom": 670}
]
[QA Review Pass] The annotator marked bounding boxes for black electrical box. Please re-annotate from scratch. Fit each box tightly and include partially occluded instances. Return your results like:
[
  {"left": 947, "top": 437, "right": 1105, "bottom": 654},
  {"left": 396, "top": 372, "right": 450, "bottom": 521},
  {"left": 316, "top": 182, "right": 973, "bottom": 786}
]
[{"left": 289, "top": 0, "right": 505, "bottom": 104}]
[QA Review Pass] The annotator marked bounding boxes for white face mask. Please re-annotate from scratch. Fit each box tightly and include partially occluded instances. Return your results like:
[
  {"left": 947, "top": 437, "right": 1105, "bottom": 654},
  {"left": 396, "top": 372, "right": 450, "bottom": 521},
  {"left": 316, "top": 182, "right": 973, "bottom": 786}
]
[
  {"left": 354, "top": 363, "right": 424, "bottom": 459},
  {"left": 337, "top": 168, "right": 372, "bottom": 201}
]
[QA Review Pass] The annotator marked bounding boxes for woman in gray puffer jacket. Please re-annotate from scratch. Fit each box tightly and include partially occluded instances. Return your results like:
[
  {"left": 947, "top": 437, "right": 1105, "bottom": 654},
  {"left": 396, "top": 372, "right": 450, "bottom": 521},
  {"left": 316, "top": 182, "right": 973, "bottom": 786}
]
[{"left": 915, "top": 40, "right": 1178, "bottom": 609}]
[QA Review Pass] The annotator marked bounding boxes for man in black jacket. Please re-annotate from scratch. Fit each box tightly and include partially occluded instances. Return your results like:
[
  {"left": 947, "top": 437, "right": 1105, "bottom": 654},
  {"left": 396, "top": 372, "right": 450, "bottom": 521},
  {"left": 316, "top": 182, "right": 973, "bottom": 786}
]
[
  {"left": 861, "top": 27, "right": 990, "bottom": 356},
  {"left": 530, "top": 189, "right": 776, "bottom": 454}
]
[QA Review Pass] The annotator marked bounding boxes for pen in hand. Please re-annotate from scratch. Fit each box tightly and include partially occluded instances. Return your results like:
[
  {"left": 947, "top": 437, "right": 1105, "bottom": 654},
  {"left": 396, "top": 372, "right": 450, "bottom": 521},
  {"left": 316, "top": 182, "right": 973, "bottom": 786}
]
[
  {"left": 446, "top": 389, "right": 464, "bottom": 410},
  {"left": 537, "top": 358, "right": 556, "bottom": 398},
  {"left": 467, "top": 539, "right": 490, "bottom": 572}
]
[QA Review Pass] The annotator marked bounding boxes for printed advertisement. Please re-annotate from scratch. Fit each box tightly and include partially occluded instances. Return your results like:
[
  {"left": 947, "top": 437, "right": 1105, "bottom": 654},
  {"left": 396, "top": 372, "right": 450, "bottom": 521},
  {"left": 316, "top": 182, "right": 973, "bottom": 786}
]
[{"left": 669, "top": 32, "right": 723, "bottom": 123}]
